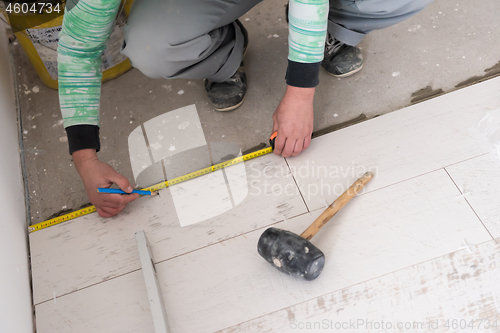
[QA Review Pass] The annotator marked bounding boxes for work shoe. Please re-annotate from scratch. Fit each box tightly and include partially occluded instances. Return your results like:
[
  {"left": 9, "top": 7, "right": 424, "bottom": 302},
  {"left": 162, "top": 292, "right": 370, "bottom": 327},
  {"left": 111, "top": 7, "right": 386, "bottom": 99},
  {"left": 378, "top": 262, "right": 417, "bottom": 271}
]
[
  {"left": 322, "top": 34, "right": 364, "bottom": 77},
  {"left": 205, "top": 20, "right": 248, "bottom": 112}
]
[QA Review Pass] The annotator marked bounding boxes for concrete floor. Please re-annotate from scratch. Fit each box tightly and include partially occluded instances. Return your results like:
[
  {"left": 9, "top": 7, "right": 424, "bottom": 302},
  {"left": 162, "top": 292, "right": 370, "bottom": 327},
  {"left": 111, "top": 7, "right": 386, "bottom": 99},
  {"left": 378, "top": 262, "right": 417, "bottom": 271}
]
[{"left": 11, "top": 0, "right": 500, "bottom": 224}]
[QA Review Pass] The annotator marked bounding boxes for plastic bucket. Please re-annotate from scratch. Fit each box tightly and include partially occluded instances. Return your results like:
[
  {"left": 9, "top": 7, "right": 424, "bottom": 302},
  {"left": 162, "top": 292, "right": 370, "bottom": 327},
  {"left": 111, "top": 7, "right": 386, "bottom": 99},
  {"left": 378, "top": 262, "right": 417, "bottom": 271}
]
[{"left": 0, "top": 0, "right": 134, "bottom": 89}]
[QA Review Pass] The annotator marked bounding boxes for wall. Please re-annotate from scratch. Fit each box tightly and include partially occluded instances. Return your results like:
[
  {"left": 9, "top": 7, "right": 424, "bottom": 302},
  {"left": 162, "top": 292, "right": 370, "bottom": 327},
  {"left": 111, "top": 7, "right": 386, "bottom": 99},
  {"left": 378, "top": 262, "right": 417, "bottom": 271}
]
[{"left": 0, "top": 25, "right": 34, "bottom": 332}]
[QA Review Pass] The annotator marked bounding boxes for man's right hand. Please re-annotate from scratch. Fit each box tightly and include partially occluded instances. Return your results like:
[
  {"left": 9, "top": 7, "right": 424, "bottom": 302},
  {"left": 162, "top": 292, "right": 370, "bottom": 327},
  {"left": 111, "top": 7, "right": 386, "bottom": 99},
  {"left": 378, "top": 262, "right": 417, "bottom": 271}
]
[
  {"left": 272, "top": 85, "right": 314, "bottom": 157},
  {"left": 73, "top": 149, "right": 140, "bottom": 217}
]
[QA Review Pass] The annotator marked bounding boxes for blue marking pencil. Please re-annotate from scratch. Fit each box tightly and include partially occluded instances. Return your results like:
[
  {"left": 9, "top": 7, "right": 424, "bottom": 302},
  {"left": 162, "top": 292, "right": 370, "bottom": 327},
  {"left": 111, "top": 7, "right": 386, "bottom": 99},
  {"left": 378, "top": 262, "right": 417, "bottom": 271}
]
[{"left": 97, "top": 188, "right": 158, "bottom": 196}]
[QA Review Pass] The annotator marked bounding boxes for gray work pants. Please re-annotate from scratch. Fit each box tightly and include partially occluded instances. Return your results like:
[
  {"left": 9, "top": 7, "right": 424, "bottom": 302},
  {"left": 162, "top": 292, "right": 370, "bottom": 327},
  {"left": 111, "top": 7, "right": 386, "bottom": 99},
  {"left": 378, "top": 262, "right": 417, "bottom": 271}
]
[{"left": 121, "top": 0, "right": 433, "bottom": 82}]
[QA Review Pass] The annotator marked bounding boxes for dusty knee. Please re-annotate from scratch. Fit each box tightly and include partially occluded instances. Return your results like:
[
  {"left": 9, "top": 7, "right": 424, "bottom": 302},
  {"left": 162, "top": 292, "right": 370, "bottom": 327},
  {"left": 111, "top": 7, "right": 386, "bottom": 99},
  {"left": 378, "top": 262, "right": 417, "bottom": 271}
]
[{"left": 120, "top": 0, "right": 219, "bottom": 78}]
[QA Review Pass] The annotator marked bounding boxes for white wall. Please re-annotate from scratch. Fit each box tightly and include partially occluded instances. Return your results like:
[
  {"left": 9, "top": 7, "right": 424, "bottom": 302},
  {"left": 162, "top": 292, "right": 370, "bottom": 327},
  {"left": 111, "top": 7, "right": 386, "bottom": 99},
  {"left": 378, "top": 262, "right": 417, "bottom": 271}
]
[{"left": 0, "top": 26, "right": 34, "bottom": 332}]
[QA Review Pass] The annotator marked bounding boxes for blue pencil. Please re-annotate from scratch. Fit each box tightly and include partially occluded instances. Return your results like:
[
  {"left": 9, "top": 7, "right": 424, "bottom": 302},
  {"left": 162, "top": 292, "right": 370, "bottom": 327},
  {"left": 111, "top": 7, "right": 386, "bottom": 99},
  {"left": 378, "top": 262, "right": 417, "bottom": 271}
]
[{"left": 97, "top": 188, "right": 158, "bottom": 196}]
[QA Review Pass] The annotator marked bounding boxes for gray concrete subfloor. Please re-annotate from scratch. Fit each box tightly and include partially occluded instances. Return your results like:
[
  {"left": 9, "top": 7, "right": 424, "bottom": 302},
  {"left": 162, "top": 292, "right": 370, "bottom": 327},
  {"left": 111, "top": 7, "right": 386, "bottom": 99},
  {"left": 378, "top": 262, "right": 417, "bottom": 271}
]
[{"left": 12, "top": 0, "right": 500, "bottom": 224}]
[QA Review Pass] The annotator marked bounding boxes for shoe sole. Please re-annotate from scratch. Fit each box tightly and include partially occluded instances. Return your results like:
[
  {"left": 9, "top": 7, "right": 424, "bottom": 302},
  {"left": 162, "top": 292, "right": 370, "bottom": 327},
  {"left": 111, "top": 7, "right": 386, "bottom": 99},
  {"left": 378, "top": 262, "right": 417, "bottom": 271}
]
[
  {"left": 325, "top": 63, "right": 364, "bottom": 78},
  {"left": 213, "top": 94, "right": 246, "bottom": 112}
]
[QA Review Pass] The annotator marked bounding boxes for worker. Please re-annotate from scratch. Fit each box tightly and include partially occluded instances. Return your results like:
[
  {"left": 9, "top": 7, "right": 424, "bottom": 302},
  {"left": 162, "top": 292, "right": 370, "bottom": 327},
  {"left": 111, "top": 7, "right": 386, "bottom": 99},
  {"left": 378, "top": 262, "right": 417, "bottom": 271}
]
[{"left": 58, "top": 0, "right": 433, "bottom": 217}]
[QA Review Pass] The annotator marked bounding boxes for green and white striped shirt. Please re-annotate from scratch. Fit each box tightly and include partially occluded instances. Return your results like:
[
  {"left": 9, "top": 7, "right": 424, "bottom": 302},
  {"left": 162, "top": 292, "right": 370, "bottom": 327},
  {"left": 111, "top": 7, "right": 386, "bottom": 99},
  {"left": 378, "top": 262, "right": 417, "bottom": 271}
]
[{"left": 58, "top": 0, "right": 328, "bottom": 140}]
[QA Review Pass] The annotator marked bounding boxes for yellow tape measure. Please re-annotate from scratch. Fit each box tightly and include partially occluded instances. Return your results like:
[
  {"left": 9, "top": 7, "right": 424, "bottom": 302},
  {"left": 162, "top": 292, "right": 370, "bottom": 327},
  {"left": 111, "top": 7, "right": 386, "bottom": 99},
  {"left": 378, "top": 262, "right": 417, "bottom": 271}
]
[{"left": 28, "top": 146, "right": 274, "bottom": 233}]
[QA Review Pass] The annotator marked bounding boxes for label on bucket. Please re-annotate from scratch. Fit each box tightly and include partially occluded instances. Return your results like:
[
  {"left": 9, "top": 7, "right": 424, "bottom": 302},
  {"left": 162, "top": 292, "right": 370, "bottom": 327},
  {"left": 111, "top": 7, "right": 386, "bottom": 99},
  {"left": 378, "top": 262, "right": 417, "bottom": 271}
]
[
  {"left": 25, "top": 26, "right": 60, "bottom": 79},
  {"left": 26, "top": 24, "right": 128, "bottom": 80},
  {"left": 100, "top": 24, "right": 128, "bottom": 71}
]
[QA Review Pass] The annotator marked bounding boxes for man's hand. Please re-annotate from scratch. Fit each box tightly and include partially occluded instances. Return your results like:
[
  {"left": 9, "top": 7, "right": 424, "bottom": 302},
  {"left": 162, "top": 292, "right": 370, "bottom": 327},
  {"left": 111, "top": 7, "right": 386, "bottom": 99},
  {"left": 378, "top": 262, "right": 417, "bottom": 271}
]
[
  {"left": 73, "top": 149, "right": 140, "bottom": 217},
  {"left": 272, "top": 85, "right": 314, "bottom": 157}
]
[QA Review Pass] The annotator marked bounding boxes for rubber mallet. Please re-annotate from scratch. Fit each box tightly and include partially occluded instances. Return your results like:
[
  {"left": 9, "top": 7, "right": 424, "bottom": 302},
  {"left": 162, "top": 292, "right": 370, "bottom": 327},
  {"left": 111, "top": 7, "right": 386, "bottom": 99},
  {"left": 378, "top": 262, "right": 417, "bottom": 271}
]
[{"left": 257, "top": 172, "right": 374, "bottom": 280}]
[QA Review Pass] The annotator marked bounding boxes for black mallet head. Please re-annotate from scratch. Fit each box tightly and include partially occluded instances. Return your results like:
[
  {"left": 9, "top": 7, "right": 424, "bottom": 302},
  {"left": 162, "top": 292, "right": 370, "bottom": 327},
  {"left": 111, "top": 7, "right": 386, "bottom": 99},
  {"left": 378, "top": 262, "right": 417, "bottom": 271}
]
[
  {"left": 257, "top": 172, "right": 374, "bottom": 281},
  {"left": 257, "top": 227, "right": 325, "bottom": 281}
]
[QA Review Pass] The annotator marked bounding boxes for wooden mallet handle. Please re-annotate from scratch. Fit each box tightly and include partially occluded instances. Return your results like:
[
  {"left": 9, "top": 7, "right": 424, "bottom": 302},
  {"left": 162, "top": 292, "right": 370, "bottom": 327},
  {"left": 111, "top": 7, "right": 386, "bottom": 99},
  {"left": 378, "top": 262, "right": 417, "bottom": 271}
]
[{"left": 300, "top": 172, "right": 374, "bottom": 241}]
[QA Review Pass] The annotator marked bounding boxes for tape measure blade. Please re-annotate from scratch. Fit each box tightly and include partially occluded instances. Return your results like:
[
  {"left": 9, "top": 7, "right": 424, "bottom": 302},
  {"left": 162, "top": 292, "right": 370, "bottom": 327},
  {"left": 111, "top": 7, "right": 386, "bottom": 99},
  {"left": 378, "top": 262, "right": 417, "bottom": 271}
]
[{"left": 30, "top": 146, "right": 273, "bottom": 233}]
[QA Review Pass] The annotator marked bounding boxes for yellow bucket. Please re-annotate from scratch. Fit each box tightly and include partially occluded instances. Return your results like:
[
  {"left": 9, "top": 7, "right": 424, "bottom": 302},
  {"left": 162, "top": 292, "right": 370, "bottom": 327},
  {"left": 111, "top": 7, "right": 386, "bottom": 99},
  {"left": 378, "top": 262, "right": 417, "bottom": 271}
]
[{"left": 1, "top": 0, "right": 134, "bottom": 90}]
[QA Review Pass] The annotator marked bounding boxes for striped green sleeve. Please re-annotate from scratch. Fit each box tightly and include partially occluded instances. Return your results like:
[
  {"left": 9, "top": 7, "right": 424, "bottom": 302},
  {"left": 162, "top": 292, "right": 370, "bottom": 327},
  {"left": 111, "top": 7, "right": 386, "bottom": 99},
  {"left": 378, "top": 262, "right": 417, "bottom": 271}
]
[
  {"left": 288, "top": 0, "right": 329, "bottom": 63},
  {"left": 57, "top": 0, "right": 121, "bottom": 128}
]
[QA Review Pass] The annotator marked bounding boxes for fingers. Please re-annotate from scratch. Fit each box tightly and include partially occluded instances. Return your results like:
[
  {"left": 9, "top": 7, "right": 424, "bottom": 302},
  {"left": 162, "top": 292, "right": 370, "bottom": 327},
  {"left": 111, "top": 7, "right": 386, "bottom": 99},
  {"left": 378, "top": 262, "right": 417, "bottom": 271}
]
[
  {"left": 80, "top": 159, "right": 140, "bottom": 218},
  {"left": 303, "top": 135, "right": 311, "bottom": 150},
  {"left": 98, "top": 172, "right": 139, "bottom": 216},
  {"left": 106, "top": 171, "right": 134, "bottom": 193},
  {"left": 97, "top": 199, "right": 125, "bottom": 216},
  {"left": 274, "top": 135, "right": 310, "bottom": 158},
  {"left": 291, "top": 139, "right": 304, "bottom": 157},
  {"left": 97, "top": 205, "right": 128, "bottom": 217},
  {"left": 100, "top": 192, "right": 140, "bottom": 209},
  {"left": 97, "top": 207, "right": 119, "bottom": 218},
  {"left": 121, "top": 193, "right": 140, "bottom": 204},
  {"left": 273, "top": 133, "right": 287, "bottom": 156},
  {"left": 101, "top": 197, "right": 123, "bottom": 209},
  {"left": 103, "top": 206, "right": 123, "bottom": 215},
  {"left": 270, "top": 86, "right": 314, "bottom": 157},
  {"left": 281, "top": 138, "right": 296, "bottom": 158},
  {"left": 95, "top": 190, "right": 139, "bottom": 218},
  {"left": 101, "top": 193, "right": 129, "bottom": 205}
]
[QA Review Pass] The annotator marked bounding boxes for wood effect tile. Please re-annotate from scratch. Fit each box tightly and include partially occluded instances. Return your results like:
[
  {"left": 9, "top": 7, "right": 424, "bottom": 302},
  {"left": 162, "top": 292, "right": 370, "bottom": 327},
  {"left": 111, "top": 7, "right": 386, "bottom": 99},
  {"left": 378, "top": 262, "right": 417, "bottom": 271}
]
[
  {"left": 34, "top": 170, "right": 491, "bottom": 332},
  {"left": 446, "top": 152, "right": 500, "bottom": 238},
  {"left": 221, "top": 239, "right": 500, "bottom": 332},
  {"left": 286, "top": 78, "right": 500, "bottom": 212},
  {"left": 30, "top": 154, "right": 308, "bottom": 304}
]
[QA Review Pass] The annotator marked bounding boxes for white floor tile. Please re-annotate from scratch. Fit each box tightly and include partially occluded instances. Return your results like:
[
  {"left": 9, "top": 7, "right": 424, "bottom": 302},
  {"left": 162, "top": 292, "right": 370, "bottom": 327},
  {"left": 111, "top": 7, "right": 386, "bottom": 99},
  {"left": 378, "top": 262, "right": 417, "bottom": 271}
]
[
  {"left": 30, "top": 154, "right": 308, "bottom": 305},
  {"left": 35, "top": 270, "right": 154, "bottom": 333},
  {"left": 286, "top": 77, "right": 500, "bottom": 212},
  {"left": 446, "top": 152, "right": 500, "bottom": 238},
  {"left": 222, "top": 239, "right": 500, "bottom": 333},
  {"left": 34, "top": 170, "right": 491, "bottom": 332},
  {"left": 31, "top": 77, "right": 500, "bottom": 331}
]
